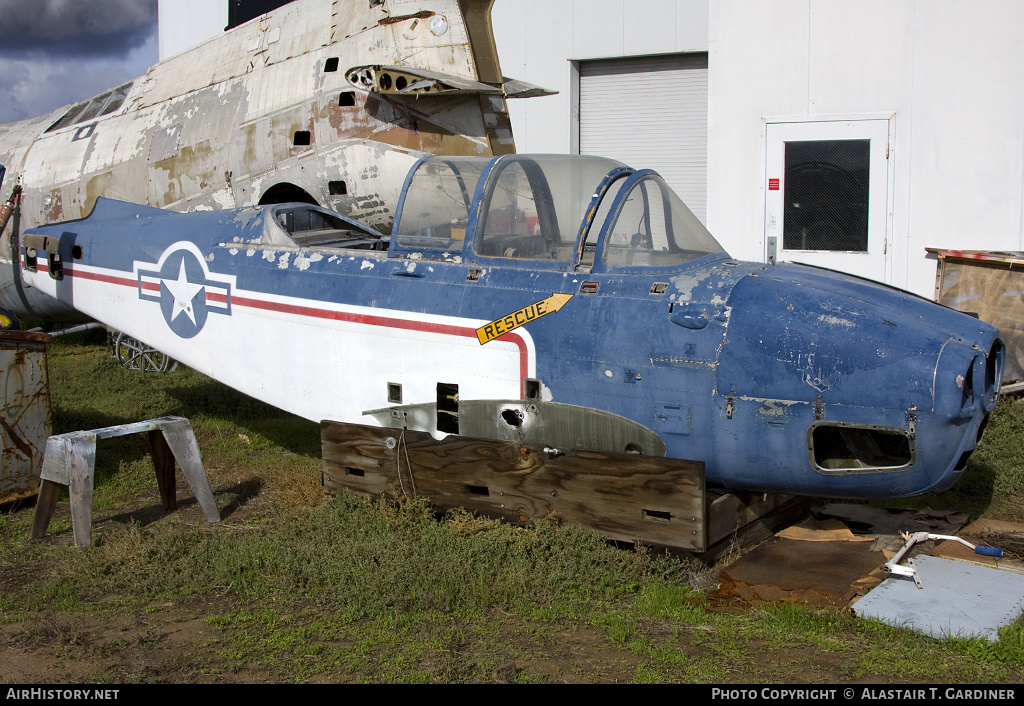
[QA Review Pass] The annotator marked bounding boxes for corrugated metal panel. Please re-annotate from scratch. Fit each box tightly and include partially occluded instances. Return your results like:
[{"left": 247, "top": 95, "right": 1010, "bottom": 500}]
[{"left": 579, "top": 53, "right": 708, "bottom": 223}]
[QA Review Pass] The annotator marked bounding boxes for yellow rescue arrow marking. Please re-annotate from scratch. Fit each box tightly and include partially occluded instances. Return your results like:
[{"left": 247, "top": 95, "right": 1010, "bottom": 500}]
[{"left": 476, "top": 293, "right": 574, "bottom": 345}]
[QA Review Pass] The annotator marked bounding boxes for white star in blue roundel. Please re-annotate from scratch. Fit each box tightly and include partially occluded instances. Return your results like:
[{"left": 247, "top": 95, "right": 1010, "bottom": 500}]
[{"left": 137, "top": 245, "right": 233, "bottom": 339}]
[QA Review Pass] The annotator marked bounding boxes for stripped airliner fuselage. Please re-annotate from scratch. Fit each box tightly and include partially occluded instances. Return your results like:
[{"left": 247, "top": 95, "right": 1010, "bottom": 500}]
[{"left": 0, "top": 0, "right": 533, "bottom": 319}]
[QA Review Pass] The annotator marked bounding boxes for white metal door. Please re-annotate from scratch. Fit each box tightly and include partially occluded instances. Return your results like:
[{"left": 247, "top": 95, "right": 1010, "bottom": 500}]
[{"left": 765, "top": 119, "right": 893, "bottom": 282}]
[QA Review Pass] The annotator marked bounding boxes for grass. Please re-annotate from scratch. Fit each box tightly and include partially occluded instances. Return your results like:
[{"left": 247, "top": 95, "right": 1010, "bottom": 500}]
[{"left": 0, "top": 331, "right": 1022, "bottom": 683}]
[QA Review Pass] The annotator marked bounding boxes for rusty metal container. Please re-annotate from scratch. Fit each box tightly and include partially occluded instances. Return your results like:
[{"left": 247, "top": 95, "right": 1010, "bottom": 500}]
[{"left": 0, "top": 330, "right": 52, "bottom": 505}]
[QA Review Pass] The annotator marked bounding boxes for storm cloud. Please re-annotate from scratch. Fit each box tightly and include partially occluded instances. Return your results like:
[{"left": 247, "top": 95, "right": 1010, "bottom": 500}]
[
  {"left": 0, "top": 0, "right": 158, "bottom": 123},
  {"left": 0, "top": 0, "right": 158, "bottom": 57}
]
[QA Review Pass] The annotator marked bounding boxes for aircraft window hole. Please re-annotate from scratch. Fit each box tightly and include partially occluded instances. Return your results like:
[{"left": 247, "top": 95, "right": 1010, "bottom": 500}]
[
  {"left": 48, "top": 253, "right": 63, "bottom": 281},
  {"left": 324, "top": 57, "right": 339, "bottom": 72},
  {"left": 625, "top": 443, "right": 643, "bottom": 455},
  {"left": 387, "top": 383, "right": 402, "bottom": 404},
  {"left": 396, "top": 76, "right": 408, "bottom": 91},
  {"left": 501, "top": 409, "right": 524, "bottom": 427},
  {"left": 73, "top": 124, "right": 96, "bottom": 142},
  {"left": 259, "top": 184, "right": 318, "bottom": 207},
  {"left": 338, "top": 91, "right": 356, "bottom": 107},
  {"left": 525, "top": 379, "right": 541, "bottom": 400},
  {"left": 379, "top": 73, "right": 393, "bottom": 90},
  {"left": 71, "top": 245, "right": 83, "bottom": 260},
  {"left": 329, "top": 180, "right": 348, "bottom": 196},
  {"left": 436, "top": 382, "right": 459, "bottom": 434},
  {"left": 293, "top": 131, "right": 312, "bottom": 146}
]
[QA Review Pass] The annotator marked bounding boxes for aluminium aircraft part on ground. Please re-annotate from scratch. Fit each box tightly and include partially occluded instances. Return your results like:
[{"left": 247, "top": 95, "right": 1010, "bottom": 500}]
[
  {"left": 0, "top": 0, "right": 552, "bottom": 322},
  {"left": 21, "top": 153, "right": 1003, "bottom": 505},
  {"left": 885, "top": 531, "right": 1004, "bottom": 588}
]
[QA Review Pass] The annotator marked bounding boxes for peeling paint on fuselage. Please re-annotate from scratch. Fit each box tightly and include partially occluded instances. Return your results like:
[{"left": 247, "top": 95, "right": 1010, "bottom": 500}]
[{"left": 0, "top": 0, "right": 514, "bottom": 319}]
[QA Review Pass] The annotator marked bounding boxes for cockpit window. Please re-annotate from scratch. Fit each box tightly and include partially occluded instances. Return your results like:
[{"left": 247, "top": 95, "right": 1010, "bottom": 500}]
[
  {"left": 45, "top": 81, "right": 134, "bottom": 133},
  {"left": 394, "top": 157, "right": 489, "bottom": 252},
  {"left": 266, "top": 203, "right": 384, "bottom": 249},
  {"left": 99, "top": 82, "right": 133, "bottom": 117},
  {"left": 478, "top": 161, "right": 555, "bottom": 259},
  {"left": 579, "top": 176, "right": 630, "bottom": 269},
  {"left": 601, "top": 174, "right": 724, "bottom": 268},
  {"left": 475, "top": 155, "right": 625, "bottom": 262}
]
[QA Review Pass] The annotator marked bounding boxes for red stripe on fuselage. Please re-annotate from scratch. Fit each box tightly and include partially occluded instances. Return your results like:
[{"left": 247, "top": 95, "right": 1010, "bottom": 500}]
[{"left": 61, "top": 266, "right": 530, "bottom": 395}]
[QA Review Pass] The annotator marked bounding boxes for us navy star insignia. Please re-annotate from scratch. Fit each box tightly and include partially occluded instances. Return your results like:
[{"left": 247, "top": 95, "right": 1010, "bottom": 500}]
[
  {"left": 163, "top": 259, "right": 205, "bottom": 326},
  {"left": 135, "top": 243, "right": 235, "bottom": 339}
]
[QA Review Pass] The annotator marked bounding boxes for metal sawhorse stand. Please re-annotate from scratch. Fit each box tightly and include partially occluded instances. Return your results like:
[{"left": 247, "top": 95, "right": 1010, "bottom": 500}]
[{"left": 31, "top": 416, "right": 220, "bottom": 547}]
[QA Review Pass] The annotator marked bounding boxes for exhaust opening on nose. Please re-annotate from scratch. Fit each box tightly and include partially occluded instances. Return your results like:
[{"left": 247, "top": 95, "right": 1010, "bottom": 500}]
[
  {"left": 809, "top": 422, "right": 916, "bottom": 474},
  {"left": 954, "top": 450, "right": 972, "bottom": 472},
  {"left": 986, "top": 339, "right": 1004, "bottom": 393},
  {"left": 977, "top": 414, "right": 990, "bottom": 443},
  {"left": 961, "top": 361, "right": 975, "bottom": 409}
]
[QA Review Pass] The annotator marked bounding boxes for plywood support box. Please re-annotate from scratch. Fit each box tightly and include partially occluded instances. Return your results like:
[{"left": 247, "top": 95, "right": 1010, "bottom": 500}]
[{"left": 322, "top": 420, "right": 708, "bottom": 551}]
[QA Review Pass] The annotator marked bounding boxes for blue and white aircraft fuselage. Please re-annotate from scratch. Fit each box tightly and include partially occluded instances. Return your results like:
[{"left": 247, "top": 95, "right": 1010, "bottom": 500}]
[{"left": 22, "top": 155, "right": 1003, "bottom": 499}]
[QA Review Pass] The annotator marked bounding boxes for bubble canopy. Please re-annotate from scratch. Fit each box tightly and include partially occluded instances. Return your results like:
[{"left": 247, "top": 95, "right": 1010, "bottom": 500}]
[{"left": 390, "top": 154, "right": 726, "bottom": 271}]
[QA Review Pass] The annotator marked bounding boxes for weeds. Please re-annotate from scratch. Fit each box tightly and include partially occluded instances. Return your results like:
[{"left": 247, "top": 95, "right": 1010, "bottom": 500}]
[{"left": 0, "top": 337, "right": 1021, "bottom": 683}]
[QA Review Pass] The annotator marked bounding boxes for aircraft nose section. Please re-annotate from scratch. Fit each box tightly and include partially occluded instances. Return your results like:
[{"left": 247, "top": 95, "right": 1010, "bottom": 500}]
[
  {"left": 711, "top": 264, "right": 1003, "bottom": 498},
  {"left": 717, "top": 268, "right": 954, "bottom": 409}
]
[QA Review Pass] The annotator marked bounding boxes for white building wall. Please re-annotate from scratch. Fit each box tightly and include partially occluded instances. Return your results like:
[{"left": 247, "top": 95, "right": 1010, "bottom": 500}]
[
  {"left": 492, "top": 0, "right": 709, "bottom": 153},
  {"left": 158, "top": 0, "right": 228, "bottom": 61},
  {"left": 155, "top": 1, "right": 1024, "bottom": 300},
  {"left": 707, "top": 0, "right": 1024, "bottom": 296}
]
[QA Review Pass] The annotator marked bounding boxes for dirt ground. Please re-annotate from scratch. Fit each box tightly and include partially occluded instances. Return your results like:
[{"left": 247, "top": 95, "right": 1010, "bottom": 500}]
[
  {"left": 2, "top": 471, "right": 1022, "bottom": 684},
  {"left": 0, "top": 487, "right": 808, "bottom": 684}
]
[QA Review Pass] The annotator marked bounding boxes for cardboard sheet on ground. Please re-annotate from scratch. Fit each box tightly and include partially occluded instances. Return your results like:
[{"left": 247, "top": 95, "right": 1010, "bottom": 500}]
[
  {"left": 853, "top": 555, "right": 1024, "bottom": 641},
  {"left": 776, "top": 517, "right": 875, "bottom": 542},
  {"left": 713, "top": 536, "right": 887, "bottom": 606},
  {"left": 816, "top": 504, "right": 967, "bottom": 536}
]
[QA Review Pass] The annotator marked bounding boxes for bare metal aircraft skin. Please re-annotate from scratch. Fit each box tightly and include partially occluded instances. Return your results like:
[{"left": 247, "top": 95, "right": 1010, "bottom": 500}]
[
  {"left": 21, "top": 154, "right": 1003, "bottom": 499},
  {"left": 0, "top": 0, "right": 536, "bottom": 320}
]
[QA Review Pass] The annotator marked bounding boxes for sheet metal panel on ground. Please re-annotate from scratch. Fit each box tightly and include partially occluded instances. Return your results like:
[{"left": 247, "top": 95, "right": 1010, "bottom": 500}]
[{"left": 854, "top": 555, "right": 1024, "bottom": 640}]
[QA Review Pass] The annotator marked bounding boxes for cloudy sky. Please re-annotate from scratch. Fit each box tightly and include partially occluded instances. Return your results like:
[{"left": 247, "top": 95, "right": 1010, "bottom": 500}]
[{"left": 0, "top": 0, "right": 159, "bottom": 124}]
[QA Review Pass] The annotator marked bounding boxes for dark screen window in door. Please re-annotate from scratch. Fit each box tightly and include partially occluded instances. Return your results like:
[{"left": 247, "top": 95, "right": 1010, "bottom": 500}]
[{"left": 783, "top": 140, "right": 870, "bottom": 252}]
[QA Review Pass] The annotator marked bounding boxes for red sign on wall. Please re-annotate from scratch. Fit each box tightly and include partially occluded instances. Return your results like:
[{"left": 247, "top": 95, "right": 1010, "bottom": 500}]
[{"left": 768, "top": 178, "right": 780, "bottom": 191}]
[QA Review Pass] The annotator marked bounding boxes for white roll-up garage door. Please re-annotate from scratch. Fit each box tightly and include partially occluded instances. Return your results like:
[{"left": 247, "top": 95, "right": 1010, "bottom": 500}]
[{"left": 579, "top": 53, "right": 708, "bottom": 223}]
